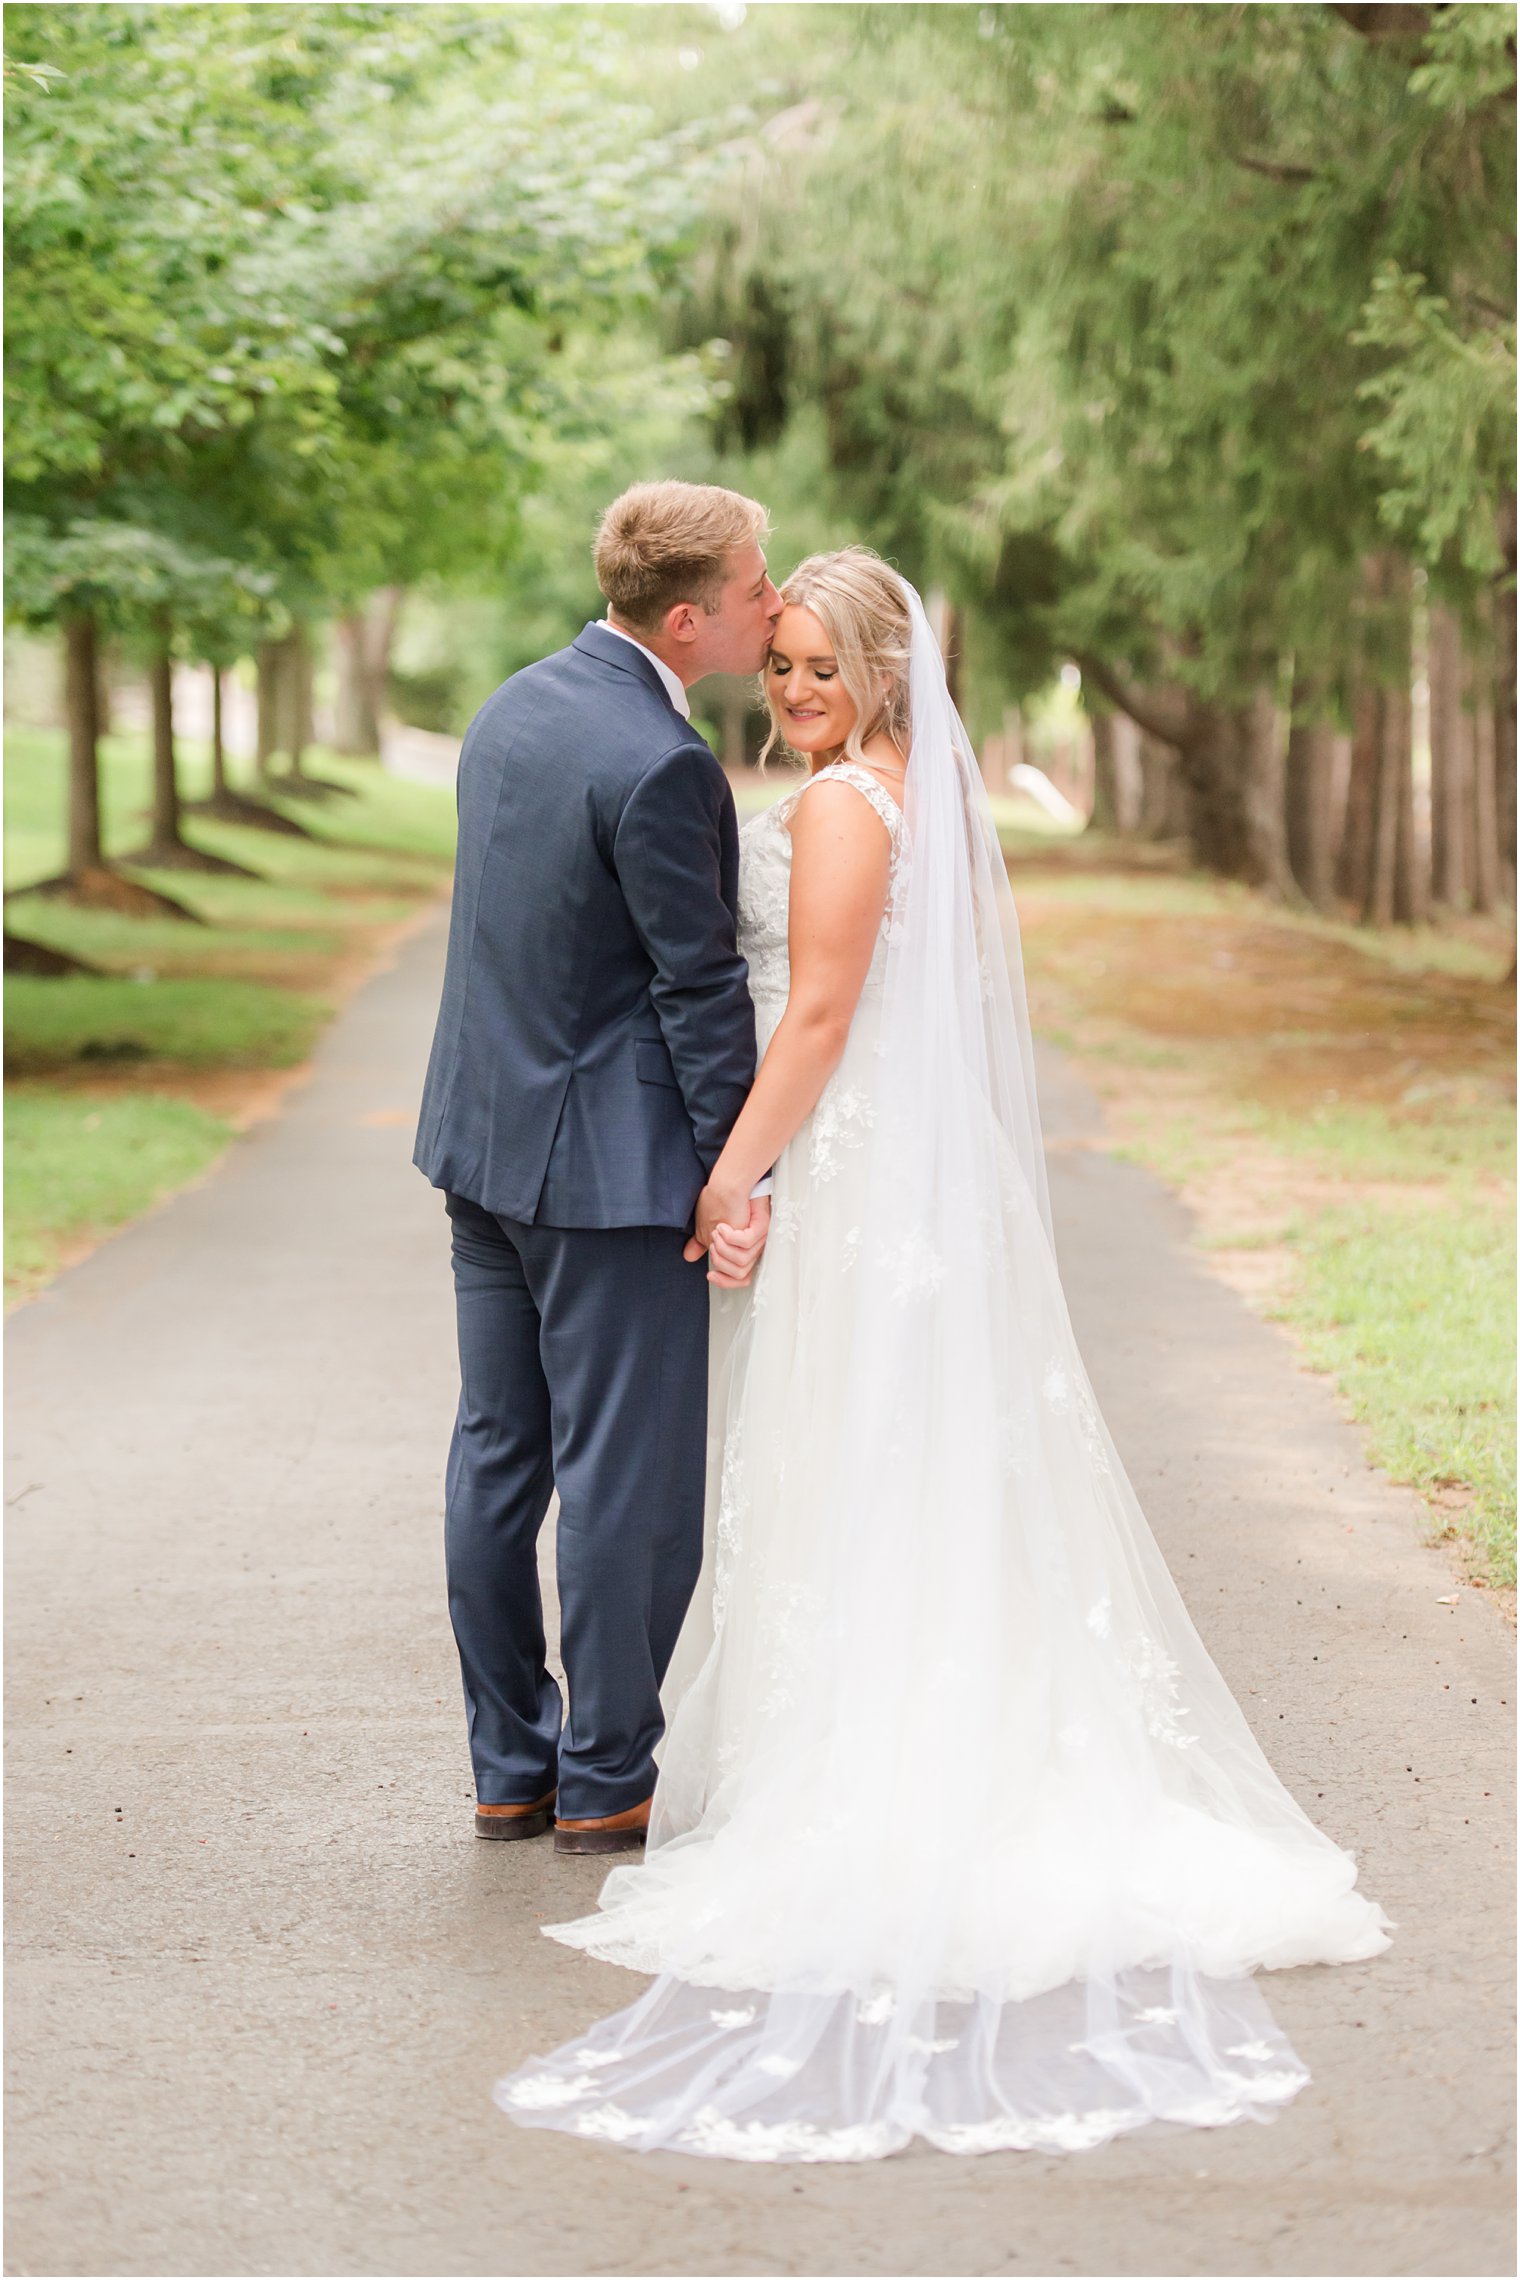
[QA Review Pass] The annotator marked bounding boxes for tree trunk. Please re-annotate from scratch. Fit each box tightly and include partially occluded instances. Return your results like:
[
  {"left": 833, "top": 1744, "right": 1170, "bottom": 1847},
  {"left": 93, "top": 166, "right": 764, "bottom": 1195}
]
[
  {"left": 1284, "top": 719, "right": 1337, "bottom": 910},
  {"left": 333, "top": 612, "right": 382, "bottom": 756},
  {"left": 187, "top": 659, "right": 312, "bottom": 839},
  {"left": 1428, "top": 601, "right": 1471, "bottom": 909},
  {"left": 1339, "top": 553, "right": 1394, "bottom": 912},
  {"left": 1075, "top": 658, "right": 1269, "bottom": 877},
  {"left": 1493, "top": 488, "right": 1517, "bottom": 907},
  {"left": 1362, "top": 682, "right": 1398, "bottom": 926},
  {"left": 1137, "top": 731, "right": 1181, "bottom": 838},
  {"left": 1085, "top": 709, "right": 1142, "bottom": 834},
  {"left": 1242, "top": 679, "right": 1298, "bottom": 898},
  {"left": 272, "top": 623, "right": 350, "bottom": 799},
  {"left": 95, "top": 639, "right": 116, "bottom": 739},
  {"left": 291, "top": 624, "right": 314, "bottom": 775},
  {"left": 1471, "top": 608, "right": 1501, "bottom": 914},
  {"left": 148, "top": 609, "right": 183, "bottom": 851},
  {"left": 332, "top": 586, "right": 402, "bottom": 757},
  {"left": 284, "top": 623, "right": 314, "bottom": 778},
  {"left": 1337, "top": 675, "right": 1380, "bottom": 909},
  {"left": 1089, "top": 708, "right": 1120, "bottom": 831},
  {"left": 1284, "top": 670, "right": 1337, "bottom": 910},
  {"left": 1110, "top": 711, "right": 1142, "bottom": 832},
  {"left": 1390, "top": 664, "right": 1424, "bottom": 925},
  {"left": 277, "top": 635, "right": 297, "bottom": 769},
  {"left": 368, "top": 584, "right": 401, "bottom": 732},
  {"left": 131, "top": 616, "right": 257, "bottom": 877},
  {"left": 256, "top": 641, "right": 283, "bottom": 781},
  {"left": 1101, "top": 686, "right": 1253, "bottom": 876},
  {"left": 63, "top": 610, "right": 104, "bottom": 878},
  {"left": 1361, "top": 565, "right": 1421, "bottom": 927},
  {"left": 1172, "top": 704, "right": 1253, "bottom": 878},
  {"left": 210, "top": 666, "right": 228, "bottom": 800},
  {"left": 22, "top": 608, "right": 199, "bottom": 917}
]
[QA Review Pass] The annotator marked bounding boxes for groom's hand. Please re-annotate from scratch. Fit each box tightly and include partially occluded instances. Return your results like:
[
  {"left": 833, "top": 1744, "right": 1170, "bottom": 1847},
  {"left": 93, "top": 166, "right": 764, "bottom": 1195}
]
[
  {"left": 684, "top": 1187, "right": 770, "bottom": 1287},
  {"left": 686, "top": 1177, "right": 752, "bottom": 1258}
]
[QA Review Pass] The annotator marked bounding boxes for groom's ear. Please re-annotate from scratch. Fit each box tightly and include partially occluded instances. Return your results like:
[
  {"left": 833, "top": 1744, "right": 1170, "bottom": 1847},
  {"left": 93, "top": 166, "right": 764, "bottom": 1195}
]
[{"left": 663, "top": 600, "right": 702, "bottom": 647}]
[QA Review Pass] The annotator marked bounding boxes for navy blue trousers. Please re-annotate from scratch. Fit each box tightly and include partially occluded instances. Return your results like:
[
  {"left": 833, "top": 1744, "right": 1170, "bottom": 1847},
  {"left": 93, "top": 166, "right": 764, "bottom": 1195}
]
[{"left": 443, "top": 1193, "right": 709, "bottom": 1820}]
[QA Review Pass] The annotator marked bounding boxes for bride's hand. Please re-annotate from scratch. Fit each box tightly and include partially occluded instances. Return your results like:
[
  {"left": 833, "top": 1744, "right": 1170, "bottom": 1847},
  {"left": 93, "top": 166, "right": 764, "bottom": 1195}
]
[
  {"left": 708, "top": 1199, "right": 770, "bottom": 1288},
  {"left": 685, "top": 1189, "right": 770, "bottom": 1286}
]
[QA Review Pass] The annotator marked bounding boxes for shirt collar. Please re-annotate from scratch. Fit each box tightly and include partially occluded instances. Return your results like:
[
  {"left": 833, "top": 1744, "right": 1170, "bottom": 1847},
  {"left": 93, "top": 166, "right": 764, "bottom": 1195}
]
[{"left": 600, "top": 617, "right": 691, "bottom": 720}]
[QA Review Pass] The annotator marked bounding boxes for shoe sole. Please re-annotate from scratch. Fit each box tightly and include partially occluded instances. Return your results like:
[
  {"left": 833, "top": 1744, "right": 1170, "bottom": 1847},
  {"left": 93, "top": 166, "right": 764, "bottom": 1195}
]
[
  {"left": 553, "top": 1826, "right": 649, "bottom": 1855},
  {"left": 475, "top": 1808, "right": 554, "bottom": 1842}
]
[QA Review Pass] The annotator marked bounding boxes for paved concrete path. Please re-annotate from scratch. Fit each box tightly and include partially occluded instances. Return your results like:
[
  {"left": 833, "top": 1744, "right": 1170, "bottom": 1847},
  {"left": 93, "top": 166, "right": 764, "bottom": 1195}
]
[{"left": 6, "top": 906, "right": 1513, "bottom": 2278}]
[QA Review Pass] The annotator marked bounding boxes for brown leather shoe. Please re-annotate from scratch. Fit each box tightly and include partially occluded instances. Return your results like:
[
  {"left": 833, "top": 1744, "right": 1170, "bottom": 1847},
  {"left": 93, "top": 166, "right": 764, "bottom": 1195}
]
[
  {"left": 475, "top": 1789, "right": 556, "bottom": 1842},
  {"left": 553, "top": 1797, "right": 652, "bottom": 1856}
]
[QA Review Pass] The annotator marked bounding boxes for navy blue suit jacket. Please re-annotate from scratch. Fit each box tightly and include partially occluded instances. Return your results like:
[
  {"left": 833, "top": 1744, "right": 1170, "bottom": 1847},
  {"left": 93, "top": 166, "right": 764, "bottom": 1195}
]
[{"left": 414, "top": 623, "right": 757, "bottom": 1228}]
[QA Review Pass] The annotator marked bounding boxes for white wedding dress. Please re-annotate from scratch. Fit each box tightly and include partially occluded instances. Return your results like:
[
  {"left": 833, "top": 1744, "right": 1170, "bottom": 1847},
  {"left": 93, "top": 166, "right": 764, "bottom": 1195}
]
[{"left": 496, "top": 589, "right": 1391, "bottom": 2163}]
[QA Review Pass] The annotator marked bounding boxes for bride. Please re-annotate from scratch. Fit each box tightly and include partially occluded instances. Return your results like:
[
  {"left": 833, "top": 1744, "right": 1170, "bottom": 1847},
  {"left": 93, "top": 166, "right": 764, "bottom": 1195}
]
[{"left": 496, "top": 548, "right": 1391, "bottom": 2162}]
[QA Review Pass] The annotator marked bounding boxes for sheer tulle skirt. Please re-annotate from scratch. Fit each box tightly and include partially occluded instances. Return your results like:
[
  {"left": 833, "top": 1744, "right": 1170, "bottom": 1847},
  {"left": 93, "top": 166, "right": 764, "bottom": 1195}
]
[
  {"left": 496, "top": 976, "right": 1390, "bottom": 2162},
  {"left": 497, "top": 1973, "right": 1313, "bottom": 2162}
]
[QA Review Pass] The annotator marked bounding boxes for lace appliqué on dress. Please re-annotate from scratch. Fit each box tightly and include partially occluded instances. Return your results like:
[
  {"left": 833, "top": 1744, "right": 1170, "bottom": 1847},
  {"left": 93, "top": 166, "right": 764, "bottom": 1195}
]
[
  {"left": 711, "top": 1419, "right": 748, "bottom": 1638},
  {"left": 808, "top": 1083, "right": 875, "bottom": 1181},
  {"left": 1118, "top": 1633, "right": 1198, "bottom": 1750},
  {"left": 879, "top": 1227, "right": 944, "bottom": 1303},
  {"left": 736, "top": 762, "right": 906, "bottom": 1019}
]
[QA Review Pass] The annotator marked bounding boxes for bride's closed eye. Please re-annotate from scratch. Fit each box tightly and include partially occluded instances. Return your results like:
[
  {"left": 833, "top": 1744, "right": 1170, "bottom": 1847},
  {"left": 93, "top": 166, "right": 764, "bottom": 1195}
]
[{"left": 769, "top": 652, "right": 835, "bottom": 682}]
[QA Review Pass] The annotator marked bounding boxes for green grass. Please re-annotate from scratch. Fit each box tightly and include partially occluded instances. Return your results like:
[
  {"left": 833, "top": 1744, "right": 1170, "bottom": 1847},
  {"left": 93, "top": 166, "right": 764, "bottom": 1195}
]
[
  {"left": 1111, "top": 1091, "right": 1515, "bottom": 1584},
  {"left": 1110, "top": 1116, "right": 1233, "bottom": 1192},
  {"left": 5, "top": 1087, "right": 232, "bottom": 1299},
  {"left": 1008, "top": 849, "right": 1516, "bottom": 980},
  {"left": 3, "top": 726, "right": 457, "bottom": 893},
  {"left": 1006, "top": 845, "right": 1227, "bottom": 900},
  {"left": 5, "top": 724, "right": 456, "bottom": 1301},
  {"left": 6, "top": 975, "right": 325, "bottom": 1072},
  {"left": 990, "top": 805, "right": 1083, "bottom": 850},
  {"left": 5, "top": 899, "right": 350, "bottom": 974},
  {"left": 1248, "top": 1094, "right": 1516, "bottom": 1185},
  {"left": 1010, "top": 840, "right": 1516, "bottom": 1586},
  {"left": 4, "top": 732, "right": 456, "bottom": 966},
  {"left": 1280, "top": 1196, "right": 1517, "bottom": 1586}
]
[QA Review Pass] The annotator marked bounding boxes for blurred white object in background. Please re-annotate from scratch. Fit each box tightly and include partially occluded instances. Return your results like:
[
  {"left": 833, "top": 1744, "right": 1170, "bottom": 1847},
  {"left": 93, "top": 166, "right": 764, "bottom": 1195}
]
[
  {"left": 1009, "top": 762, "right": 1083, "bottom": 825},
  {"left": 382, "top": 721, "right": 460, "bottom": 787}
]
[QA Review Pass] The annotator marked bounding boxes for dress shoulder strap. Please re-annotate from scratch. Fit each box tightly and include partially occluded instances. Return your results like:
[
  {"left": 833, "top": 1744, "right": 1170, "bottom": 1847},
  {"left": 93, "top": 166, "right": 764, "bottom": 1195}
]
[{"left": 795, "top": 760, "right": 906, "bottom": 847}]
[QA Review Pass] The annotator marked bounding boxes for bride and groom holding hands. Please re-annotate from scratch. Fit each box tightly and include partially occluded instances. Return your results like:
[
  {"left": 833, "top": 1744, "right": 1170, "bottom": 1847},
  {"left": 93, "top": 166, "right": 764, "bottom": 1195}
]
[{"left": 414, "top": 481, "right": 1389, "bottom": 2165}]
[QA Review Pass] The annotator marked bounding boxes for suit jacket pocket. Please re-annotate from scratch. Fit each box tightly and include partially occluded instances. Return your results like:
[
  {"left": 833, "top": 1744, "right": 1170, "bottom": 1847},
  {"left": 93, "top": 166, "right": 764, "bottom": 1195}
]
[{"left": 635, "top": 1039, "right": 681, "bottom": 1090}]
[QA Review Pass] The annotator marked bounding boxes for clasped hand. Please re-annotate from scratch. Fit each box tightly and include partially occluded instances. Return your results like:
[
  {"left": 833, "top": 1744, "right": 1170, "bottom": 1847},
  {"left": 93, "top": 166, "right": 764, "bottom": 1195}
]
[{"left": 683, "top": 1185, "right": 771, "bottom": 1289}]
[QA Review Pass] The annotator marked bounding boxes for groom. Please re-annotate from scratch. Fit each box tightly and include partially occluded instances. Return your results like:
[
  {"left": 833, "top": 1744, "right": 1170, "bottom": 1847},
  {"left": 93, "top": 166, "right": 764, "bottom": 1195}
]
[{"left": 414, "top": 481, "right": 781, "bottom": 1854}]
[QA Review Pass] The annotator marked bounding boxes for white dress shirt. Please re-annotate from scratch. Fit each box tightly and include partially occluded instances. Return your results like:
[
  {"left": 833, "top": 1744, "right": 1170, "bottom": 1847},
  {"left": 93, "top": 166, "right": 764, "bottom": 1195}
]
[
  {"left": 598, "top": 619, "right": 771, "bottom": 1207},
  {"left": 601, "top": 617, "right": 690, "bottom": 719}
]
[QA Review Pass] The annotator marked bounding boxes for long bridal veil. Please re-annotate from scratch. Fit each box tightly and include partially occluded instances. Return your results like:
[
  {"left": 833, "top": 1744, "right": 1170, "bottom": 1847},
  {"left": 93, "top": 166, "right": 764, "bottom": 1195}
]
[{"left": 496, "top": 580, "right": 1390, "bottom": 2162}]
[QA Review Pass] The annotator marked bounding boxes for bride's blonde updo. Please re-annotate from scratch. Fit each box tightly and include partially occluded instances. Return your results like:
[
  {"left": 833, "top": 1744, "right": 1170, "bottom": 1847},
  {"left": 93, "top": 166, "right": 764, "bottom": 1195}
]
[{"left": 760, "top": 545, "right": 913, "bottom": 768}]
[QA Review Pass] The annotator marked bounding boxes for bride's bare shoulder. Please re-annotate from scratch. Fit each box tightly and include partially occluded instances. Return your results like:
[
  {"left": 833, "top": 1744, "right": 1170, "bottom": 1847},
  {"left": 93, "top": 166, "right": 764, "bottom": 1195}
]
[{"left": 789, "top": 767, "right": 899, "bottom": 850}]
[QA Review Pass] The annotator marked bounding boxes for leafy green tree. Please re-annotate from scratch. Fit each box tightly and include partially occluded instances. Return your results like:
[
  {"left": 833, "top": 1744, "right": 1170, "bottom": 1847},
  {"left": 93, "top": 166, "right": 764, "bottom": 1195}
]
[
  {"left": 6, "top": 3, "right": 344, "bottom": 889},
  {"left": 5, "top": 3, "right": 723, "bottom": 884},
  {"left": 4, "top": 515, "right": 272, "bottom": 907},
  {"left": 670, "top": 2, "right": 1514, "bottom": 911}
]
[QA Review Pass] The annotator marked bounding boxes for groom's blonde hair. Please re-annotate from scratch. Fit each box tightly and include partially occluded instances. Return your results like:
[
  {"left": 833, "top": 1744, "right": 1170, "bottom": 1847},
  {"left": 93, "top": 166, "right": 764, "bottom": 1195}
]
[{"left": 595, "top": 480, "right": 769, "bottom": 634}]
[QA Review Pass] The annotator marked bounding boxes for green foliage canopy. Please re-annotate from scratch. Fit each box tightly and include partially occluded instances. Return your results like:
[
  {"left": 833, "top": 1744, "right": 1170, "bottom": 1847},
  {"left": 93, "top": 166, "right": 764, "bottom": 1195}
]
[
  {"left": 4, "top": 3, "right": 724, "bottom": 643},
  {"left": 673, "top": 2, "right": 1516, "bottom": 705}
]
